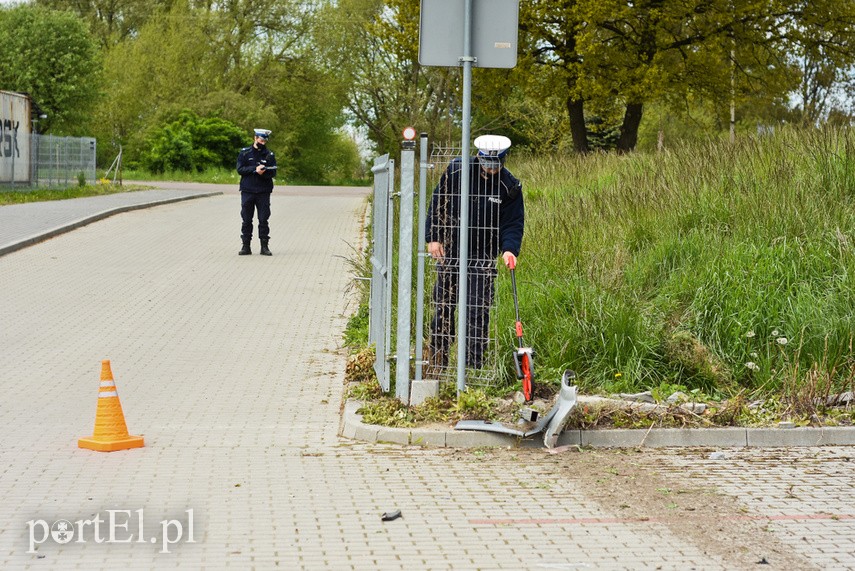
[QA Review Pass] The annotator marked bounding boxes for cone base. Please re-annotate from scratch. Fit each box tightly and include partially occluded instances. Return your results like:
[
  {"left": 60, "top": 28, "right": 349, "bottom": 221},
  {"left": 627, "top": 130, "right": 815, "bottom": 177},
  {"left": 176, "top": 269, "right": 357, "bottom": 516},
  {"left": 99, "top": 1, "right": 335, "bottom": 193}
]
[{"left": 78, "top": 435, "right": 144, "bottom": 452}]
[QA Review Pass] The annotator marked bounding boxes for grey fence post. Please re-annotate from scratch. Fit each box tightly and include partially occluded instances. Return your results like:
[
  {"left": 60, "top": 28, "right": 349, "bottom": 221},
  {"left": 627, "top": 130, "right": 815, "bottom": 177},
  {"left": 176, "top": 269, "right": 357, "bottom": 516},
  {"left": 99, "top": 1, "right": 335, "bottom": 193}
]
[
  {"left": 414, "top": 133, "right": 429, "bottom": 382},
  {"left": 30, "top": 133, "right": 37, "bottom": 184},
  {"left": 396, "top": 141, "right": 416, "bottom": 402},
  {"left": 51, "top": 135, "right": 56, "bottom": 186},
  {"left": 384, "top": 159, "right": 395, "bottom": 392}
]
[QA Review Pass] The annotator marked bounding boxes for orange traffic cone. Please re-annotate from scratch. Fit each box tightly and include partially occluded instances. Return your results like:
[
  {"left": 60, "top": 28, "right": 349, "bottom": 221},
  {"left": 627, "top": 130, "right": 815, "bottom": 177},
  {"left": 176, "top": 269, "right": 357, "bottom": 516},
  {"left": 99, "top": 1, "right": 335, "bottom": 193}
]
[{"left": 78, "top": 360, "right": 144, "bottom": 452}]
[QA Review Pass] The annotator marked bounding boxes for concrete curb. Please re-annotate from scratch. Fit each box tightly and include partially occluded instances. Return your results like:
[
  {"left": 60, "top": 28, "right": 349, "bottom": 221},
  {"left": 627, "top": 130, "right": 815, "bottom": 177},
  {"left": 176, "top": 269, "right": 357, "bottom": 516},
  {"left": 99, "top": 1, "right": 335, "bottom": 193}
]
[
  {"left": 341, "top": 399, "right": 855, "bottom": 448},
  {"left": 0, "top": 191, "right": 221, "bottom": 257}
]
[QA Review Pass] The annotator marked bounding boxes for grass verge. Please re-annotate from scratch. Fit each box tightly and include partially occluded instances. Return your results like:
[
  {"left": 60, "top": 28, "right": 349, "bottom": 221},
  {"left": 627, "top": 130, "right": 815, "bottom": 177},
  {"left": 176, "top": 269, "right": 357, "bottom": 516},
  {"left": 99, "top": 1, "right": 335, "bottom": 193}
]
[{"left": 0, "top": 182, "right": 151, "bottom": 206}]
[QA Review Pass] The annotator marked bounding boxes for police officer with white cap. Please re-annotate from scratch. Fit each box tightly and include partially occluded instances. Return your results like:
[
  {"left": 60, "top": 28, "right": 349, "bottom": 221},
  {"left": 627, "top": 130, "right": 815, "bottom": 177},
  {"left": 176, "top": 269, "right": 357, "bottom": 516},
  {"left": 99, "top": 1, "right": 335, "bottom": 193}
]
[
  {"left": 236, "top": 128, "right": 277, "bottom": 255},
  {"left": 424, "top": 134, "right": 525, "bottom": 371}
]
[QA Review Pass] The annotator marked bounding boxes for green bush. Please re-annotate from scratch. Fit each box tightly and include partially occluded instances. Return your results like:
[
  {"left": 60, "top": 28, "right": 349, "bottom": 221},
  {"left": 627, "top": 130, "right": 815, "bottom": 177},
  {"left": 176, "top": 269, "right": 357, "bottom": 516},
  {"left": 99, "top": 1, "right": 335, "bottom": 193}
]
[{"left": 141, "top": 111, "right": 245, "bottom": 173}]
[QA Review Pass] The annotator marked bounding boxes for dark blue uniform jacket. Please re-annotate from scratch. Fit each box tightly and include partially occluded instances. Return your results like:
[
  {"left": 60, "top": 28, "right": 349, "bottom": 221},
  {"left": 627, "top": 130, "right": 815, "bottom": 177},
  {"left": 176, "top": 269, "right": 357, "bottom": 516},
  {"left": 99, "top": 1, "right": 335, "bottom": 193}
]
[
  {"left": 425, "top": 157, "right": 524, "bottom": 263},
  {"left": 237, "top": 145, "right": 277, "bottom": 193}
]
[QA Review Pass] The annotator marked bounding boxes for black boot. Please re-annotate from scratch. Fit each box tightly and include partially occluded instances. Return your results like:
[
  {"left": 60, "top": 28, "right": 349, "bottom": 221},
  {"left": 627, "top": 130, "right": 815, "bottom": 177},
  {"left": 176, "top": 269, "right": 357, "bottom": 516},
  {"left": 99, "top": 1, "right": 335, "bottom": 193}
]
[
  {"left": 238, "top": 240, "right": 251, "bottom": 255},
  {"left": 260, "top": 239, "right": 272, "bottom": 256}
]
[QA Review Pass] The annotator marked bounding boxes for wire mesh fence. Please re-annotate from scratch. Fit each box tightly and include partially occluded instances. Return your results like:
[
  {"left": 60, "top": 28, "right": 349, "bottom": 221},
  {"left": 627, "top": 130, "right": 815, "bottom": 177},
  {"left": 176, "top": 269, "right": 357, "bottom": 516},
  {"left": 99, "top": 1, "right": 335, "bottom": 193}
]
[
  {"left": 1, "top": 135, "right": 96, "bottom": 189},
  {"left": 369, "top": 139, "right": 520, "bottom": 397},
  {"left": 30, "top": 135, "right": 97, "bottom": 188},
  {"left": 422, "top": 142, "right": 502, "bottom": 389}
]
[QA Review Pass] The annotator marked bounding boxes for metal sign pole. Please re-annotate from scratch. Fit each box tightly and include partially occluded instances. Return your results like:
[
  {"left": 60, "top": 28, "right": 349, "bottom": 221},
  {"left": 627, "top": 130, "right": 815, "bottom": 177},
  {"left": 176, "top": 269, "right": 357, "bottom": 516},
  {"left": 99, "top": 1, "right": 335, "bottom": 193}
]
[{"left": 456, "top": 0, "right": 474, "bottom": 396}]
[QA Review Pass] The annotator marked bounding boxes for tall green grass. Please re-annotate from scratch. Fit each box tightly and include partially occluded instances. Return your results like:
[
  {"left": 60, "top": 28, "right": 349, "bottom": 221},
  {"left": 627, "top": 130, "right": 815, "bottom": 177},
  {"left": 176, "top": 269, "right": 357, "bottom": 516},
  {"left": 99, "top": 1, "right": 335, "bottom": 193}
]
[{"left": 500, "top": 127, "right": 855, "bottom": 397}]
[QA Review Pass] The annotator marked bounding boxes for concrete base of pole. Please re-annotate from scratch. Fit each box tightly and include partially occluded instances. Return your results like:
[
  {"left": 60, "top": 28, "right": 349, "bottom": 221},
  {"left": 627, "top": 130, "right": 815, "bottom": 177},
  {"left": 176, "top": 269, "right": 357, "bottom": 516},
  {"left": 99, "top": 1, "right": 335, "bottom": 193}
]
[{"left": 410, "top": 380, "right": 440, "bottom": 405}]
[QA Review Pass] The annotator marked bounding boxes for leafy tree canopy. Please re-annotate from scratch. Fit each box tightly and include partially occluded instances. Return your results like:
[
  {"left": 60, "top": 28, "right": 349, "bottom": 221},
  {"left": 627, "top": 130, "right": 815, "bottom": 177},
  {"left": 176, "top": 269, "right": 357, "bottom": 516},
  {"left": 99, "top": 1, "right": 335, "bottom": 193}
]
[
  {"left": 89, "top": 0, "right": 359, "bottom": 182},
  {"left": 0, "top": 4, "right": 101, "bottom": 134},
  {"left": 35, "top": 0, "right": 173, "bottom": 47}
]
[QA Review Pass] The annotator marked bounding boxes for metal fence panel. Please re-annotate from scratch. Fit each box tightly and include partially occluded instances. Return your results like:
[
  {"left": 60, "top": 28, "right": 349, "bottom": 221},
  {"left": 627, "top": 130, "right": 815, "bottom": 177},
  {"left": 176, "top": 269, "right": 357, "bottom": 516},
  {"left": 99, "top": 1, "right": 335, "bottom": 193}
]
[
  {"left": 414, "top": 135, "right": 430, "bottom": 382},
  {"left": 383, "top": 160, "right": 395, "bottom": 391},
  {"left": 370, "top": 140, "right": 506, "bottom": 398},
  {"left": 369, "top": 154, "right": 393, "bottom": 391},
  {"left": 31, "top": 135, "right": 97, "bottom": 187},
  {"left": 421, "top": 143, "right": 500, "bottom": 388}
]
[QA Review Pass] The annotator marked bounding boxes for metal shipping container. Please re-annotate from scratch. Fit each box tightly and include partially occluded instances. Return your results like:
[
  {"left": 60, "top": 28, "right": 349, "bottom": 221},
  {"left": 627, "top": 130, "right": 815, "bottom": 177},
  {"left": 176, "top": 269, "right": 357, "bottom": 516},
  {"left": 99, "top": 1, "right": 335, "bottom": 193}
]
[{"left": 0, "top": 90, "right": 31, "bottom": 184}]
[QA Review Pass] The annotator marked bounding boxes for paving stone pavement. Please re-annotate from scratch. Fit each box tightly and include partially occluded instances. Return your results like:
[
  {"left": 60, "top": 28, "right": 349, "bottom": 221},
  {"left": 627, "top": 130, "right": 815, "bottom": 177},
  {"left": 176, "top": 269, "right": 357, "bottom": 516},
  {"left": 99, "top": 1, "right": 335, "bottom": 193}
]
[
  {"left": 654, "top": 447, "right": 855, "bottom": 569},
  {"left": 0, "top": 186, "right": 853, "bottom": 570},
  {"left": 0, "top": 189, "right": 220, "bottom": 256}
]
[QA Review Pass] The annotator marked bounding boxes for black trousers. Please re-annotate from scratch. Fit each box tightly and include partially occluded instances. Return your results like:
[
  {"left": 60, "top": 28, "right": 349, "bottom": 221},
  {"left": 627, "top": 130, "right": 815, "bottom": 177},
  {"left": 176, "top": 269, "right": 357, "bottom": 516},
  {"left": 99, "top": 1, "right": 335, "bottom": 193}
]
[
  {"left": 240, "top": 191, "right": 271, "bottom": 241},
  {"left": 429, "top": 264, "right": 496, "bottom": 369}
]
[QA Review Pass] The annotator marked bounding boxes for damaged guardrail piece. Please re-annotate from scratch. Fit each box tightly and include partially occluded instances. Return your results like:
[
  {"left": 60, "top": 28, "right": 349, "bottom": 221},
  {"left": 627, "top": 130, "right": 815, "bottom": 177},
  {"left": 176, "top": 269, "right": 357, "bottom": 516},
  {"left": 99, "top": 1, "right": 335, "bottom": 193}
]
[{"left": 454, "top": 369, "right": 578, "bottom": 448}]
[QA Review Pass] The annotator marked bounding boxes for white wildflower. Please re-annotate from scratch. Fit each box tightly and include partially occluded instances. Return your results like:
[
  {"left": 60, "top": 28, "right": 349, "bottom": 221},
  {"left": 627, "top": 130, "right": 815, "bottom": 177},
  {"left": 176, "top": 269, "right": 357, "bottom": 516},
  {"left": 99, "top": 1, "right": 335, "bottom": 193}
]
[
  {"left": 745, "top": 331, "right": 755, "bottom": 338},
  {"left": 745, "top": 362, "right": 760, "bottom": 371},
  {"left": 750, "top": 352, "right": 758, "bottom": 358},
  {"left": 771, "top": 329, "right": 779, "bottom": 337},
  {"left": 776, "top": 337, "right": 788, "bottom": 345}
]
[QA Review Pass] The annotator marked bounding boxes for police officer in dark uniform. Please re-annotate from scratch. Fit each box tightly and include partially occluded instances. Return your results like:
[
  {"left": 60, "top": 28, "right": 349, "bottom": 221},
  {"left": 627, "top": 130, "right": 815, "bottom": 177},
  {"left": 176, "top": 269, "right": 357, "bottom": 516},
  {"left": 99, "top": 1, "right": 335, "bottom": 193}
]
[
  {"left": 425, "top": 134, "right": 524, "bottom": 370},
  {"left": 237, "top": 128, "right": 277, "bottom": 256}
]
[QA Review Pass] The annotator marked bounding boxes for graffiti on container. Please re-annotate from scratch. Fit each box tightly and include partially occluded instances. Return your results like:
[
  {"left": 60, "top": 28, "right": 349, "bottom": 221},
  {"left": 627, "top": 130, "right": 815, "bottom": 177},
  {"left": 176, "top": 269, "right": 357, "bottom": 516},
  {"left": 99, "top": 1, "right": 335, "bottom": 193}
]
[{"left": 1, "top": 119, "right": 20, "bottom": 159}]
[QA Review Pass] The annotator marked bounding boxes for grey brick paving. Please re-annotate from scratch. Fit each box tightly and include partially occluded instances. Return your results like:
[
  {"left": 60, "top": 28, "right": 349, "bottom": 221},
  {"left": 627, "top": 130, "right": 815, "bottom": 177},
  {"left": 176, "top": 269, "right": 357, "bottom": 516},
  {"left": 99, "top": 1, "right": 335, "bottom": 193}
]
[
  {"left": 655, "top": 447, "right": 855, "bottom": 570},
  {"left": 0, "top": 189, "right": 220, "bottom": 256},
  {"left": 0, "top": 186, "right": 852, "bottom": 570}
]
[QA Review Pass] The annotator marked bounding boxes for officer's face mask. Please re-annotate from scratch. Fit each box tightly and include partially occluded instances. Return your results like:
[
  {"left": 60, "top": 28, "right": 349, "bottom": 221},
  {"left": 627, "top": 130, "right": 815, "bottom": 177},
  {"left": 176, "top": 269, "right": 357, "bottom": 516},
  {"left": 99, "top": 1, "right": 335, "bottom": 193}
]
[
  {"left": 478, "top": 153, "right": 502, "bottom": 175},
  {"left": 479, "top": 160, "right": 501, "bottom": 178}
]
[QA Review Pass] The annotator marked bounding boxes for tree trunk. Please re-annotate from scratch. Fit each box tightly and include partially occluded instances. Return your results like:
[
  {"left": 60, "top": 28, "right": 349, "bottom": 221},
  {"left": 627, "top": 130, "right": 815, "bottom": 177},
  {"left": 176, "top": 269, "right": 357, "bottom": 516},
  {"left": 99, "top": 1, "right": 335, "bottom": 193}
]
[
  {"left": 617, "top": 102, "right": 644, "bottom": 153},
  {"left": 567, "top": 97, "right": 588, "bottom": 154}
]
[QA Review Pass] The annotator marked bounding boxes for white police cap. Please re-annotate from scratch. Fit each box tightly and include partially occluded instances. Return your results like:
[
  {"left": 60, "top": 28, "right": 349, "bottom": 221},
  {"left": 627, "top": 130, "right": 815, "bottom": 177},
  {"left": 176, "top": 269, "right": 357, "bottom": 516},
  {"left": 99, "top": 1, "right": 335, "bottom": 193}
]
[
  {"left": 474, "top": 134, "right": 511, "bottom": 168},
  {"left": 253, "top": 129, "right": 272, "bottom": 139}
]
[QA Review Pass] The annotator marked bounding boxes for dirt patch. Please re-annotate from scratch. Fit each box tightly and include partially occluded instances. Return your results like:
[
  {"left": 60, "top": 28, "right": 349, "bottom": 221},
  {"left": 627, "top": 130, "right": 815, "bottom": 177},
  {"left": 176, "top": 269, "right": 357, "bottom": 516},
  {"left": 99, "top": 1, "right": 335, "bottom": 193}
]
[{"left": 495, "top": 447, "right": 819, "bottom": 570}]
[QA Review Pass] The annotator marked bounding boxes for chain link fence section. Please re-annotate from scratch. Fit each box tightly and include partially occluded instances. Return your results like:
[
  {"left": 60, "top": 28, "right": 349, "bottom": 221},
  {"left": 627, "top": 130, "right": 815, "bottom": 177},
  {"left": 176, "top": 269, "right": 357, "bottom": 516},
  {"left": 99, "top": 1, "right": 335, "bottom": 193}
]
[
  {"left": 422, "top": 142, "right": 501, "bottom": 389},
  {"left": 30, "top": 134, "right": 97, "bottom": 188}
]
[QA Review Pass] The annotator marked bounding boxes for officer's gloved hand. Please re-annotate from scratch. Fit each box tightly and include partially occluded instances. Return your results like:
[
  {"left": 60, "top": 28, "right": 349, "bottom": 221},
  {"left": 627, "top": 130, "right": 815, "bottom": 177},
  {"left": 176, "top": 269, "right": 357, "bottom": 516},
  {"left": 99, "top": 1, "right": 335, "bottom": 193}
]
[{"left": 503, "top": 251, "right": 516, "bottom": 269}]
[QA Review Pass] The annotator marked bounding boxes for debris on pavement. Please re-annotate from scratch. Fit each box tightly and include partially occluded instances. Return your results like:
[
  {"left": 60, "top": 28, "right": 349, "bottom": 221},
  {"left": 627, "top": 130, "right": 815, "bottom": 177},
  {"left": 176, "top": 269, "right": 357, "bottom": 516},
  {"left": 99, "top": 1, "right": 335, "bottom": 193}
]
[{"left": 381, "top": 509, "right": 402, "bottom": 522}]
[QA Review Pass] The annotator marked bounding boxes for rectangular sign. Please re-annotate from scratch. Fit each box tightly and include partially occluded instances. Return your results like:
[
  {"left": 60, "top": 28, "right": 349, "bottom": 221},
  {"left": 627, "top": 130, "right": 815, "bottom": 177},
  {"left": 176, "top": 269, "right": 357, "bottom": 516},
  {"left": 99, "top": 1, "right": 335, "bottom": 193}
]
[
  {"left": 419, "top": 0, "right": 519, "bottom": 69},
  {"left": 0, "top": 91, "right": 31, "bottom": 183}
]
